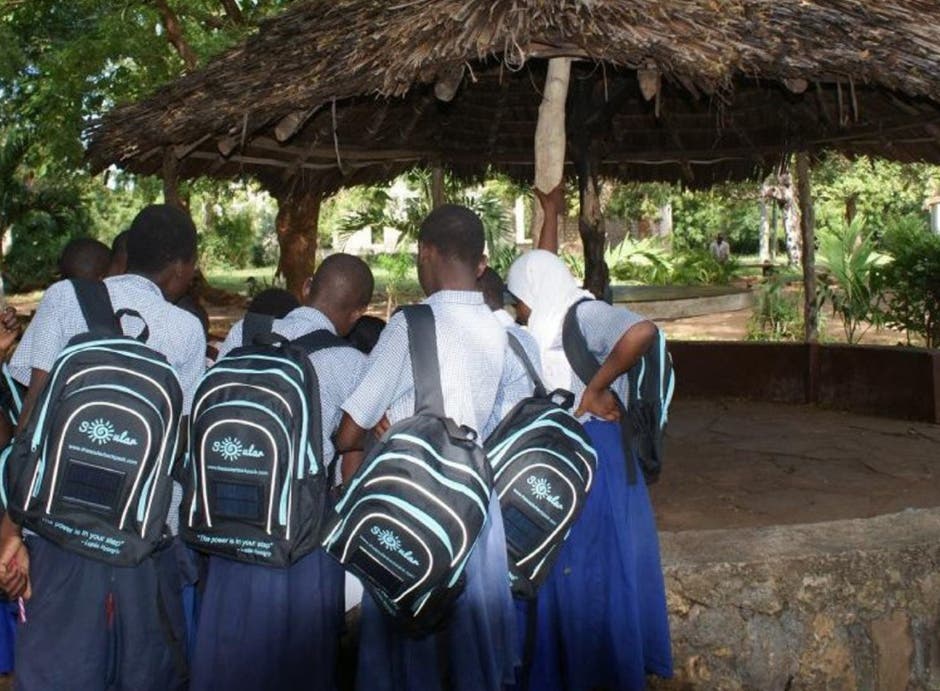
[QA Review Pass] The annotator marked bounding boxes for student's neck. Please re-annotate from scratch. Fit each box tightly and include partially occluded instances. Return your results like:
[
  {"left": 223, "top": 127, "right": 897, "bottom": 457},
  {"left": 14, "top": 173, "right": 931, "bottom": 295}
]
[
  {"left": 308, "top": 299, "right": 341, "bottom": 331},
  {"left": 430, "top": 265, "right": 478, "bottom": 294}
]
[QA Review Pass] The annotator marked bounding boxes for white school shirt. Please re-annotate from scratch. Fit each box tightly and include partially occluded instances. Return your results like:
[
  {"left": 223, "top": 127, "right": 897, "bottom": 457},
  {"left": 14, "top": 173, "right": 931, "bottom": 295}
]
[
  {"left": 562, "top": 300, "right": 649, "bottom": 415},
  {"left": 9, "top": 274, "right": 207, "bottom": 534},
  {"left": 342, "top": 290, "right": 506, "bottom": 439},
  {"left": 488, "top": 309, "right": 543, "bottom": 425},
  {"left": 219, "top": 306, "right": 367, "bottom": 480}
]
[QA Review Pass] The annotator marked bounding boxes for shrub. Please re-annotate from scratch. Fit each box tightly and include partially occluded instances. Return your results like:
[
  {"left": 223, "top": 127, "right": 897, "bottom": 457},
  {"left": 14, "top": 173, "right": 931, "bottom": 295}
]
[
  {"left": 5, "top": 208, "right": 89, "bottom": 292},
  {"left": 816, "top": 216, "right": 890, "bottom": 343},
  {"left": 746, "top": 275, "right": 803, "bottom": 342},
  {"left": 201, "top": 211, "right": 254, "bottom": 269},
  {"left": 877, "top": 218, "right": 940, "bottom": 348}
]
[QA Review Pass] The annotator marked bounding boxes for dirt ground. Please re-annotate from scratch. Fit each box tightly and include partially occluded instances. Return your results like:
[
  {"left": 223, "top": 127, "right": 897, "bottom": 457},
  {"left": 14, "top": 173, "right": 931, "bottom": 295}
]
[{"left": 652, "top": 397, "right": 940, "bottom": 532}]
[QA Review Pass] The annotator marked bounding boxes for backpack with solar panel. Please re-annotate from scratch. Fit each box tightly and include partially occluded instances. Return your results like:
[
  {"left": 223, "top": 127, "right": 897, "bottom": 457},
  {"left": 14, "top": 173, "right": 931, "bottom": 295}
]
[
  {"left": 322, "top": 305, "right": 492, "bottom": 637},
  {"left": 3, "top": 279, "right": 183, "bottom": 566},
  {"left": 484, "top": 333, "right": 597, "bottom": 598},
  {"left": 182, "top": 312, "right": 348, "bottom": 567},
  {"left": 562, "top": 298, "right": 675, "bottom": 484}
]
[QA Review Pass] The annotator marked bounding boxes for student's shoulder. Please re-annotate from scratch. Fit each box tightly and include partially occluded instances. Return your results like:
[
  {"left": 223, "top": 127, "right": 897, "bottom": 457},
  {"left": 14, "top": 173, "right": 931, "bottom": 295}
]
[
  {"left": 165, "top": 302, "right": 206, "bottom": 340},
  {"left": 38, "top": 278, "right": 78, "bottom": 307}
]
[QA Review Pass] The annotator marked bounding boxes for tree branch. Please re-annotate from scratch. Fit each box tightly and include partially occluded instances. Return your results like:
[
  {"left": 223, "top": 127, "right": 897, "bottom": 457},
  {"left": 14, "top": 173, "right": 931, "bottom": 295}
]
[
  {"left": 219, "top": 0, "right": 244, "bottom": 24},
  {"left": 152, "top": 0, "right": 198, "bottom": 70}
]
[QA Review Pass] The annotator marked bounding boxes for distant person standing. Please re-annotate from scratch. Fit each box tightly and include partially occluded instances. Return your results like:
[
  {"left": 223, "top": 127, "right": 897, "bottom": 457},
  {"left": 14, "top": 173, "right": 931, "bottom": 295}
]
[{"left": 710, "top": 233, "right": 731, "bottom": 263}]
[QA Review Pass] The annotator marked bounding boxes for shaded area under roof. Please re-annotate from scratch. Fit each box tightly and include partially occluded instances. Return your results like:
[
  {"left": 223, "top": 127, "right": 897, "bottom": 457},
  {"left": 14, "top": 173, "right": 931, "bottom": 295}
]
[{"left": 86, "top": 0, "right": 940, "bottom": 194}]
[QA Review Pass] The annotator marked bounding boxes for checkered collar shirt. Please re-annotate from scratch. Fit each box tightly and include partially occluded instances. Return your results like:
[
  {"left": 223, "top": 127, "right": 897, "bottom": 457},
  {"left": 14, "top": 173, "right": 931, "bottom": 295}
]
[
  {"left": 219, "top": 305, "right": 367, "bottom": 479},
  {"left": 10, "top": 274, "right": 206, "bottom": 412},
  {"left": 342, "top": 290, "right": 507, "bottom": 439}
]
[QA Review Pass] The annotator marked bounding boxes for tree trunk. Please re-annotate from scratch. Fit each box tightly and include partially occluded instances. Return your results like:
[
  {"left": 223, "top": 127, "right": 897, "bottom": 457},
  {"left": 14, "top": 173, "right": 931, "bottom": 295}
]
[
  {"left": 759, "top": 190, "right": 771, "bottom": 263},
  {"left": 274, "top": 189, "right": 321, "bottom": 299},
  {"left": 534, "top": 58, "right": 571, "bottom": 194},
  {"left": 162, "top": 148, "right": 189, "bottom": 212},
  {"left": 576, "top": 159, "right": 608, "bottom": 299},
  {"left": 781, "top": 172, "right": 802, "bottom": 266},
  {"left": 796, "top": 152, "right": 818, "bottom": 344}
]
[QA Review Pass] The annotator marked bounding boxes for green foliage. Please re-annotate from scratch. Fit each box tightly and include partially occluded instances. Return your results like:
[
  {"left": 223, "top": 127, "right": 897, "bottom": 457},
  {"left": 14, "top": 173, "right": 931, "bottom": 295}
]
[
  {"left": 200, "top": 211, "right": 254, "bottom": 269},
  {"left": 877, "top": 218, "right": 940, "bottom": 348},
  {"left": 746, "top": 276, "right": 803, "bottom": 342},
  {"left": 607, "top": 237, "right": 674, "bottom": 284},
  {"left": 816, "top": 216, "right": 891, "bottom": 343},
  {"left": 369, "top": 251, "right": 416, "bottom": 315},
  {"left": 5, "top": 210, "right": 90, "bottom": 292}
]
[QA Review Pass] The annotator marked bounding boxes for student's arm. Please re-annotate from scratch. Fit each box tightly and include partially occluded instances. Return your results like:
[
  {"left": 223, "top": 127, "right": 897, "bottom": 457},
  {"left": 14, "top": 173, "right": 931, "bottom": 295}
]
[
  {"left": 575, "top": 321, "right": 657, "bottom": 420},
  {"left": 336, "top": 416, "right": 367, "bottom": 484},
  {"left": 0, "top": 515, "right": 29, "bottom": 599},
  {"left": 535, "top": 184, "right": 565, "bottom": 254}
]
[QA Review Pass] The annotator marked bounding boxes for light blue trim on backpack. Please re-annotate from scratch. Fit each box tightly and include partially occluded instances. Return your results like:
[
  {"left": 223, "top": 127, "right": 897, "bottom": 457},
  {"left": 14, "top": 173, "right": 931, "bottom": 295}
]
[
  {"left": 493, "top": 445, "right": 592, "bottom": 485},
  {"left": 198, "top": 365, "right": 311, "bottom": 477},
  {"left": 337, "top": 451, "right": 488, "bottom": 518},
  {"left": 391, "top": 433, "right": 491, "bottom": 498},
  {"left": 487, "top": 411, "right": 596, "bottom": 467},
  {"left": 0, "top": 444, "right": 11, "bottom": 508},
  {"left": 338, "top": 493, "right": 455, "bottom": 560}
]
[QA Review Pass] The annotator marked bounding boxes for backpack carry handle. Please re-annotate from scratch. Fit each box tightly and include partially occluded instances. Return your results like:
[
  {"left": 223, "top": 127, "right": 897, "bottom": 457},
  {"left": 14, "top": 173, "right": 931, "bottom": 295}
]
[
  {"left": 114, "top": 308, "right": 150, "bottom": 343},
  {"left": 242, "top": 312, "right": 276, "bottom": 347},
  {"left": 401, "top": 305, "right": 447, "bottom": 419}
]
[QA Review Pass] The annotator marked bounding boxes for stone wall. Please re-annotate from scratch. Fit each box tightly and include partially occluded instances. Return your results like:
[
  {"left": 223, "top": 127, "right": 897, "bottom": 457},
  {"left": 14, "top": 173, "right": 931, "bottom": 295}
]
[{"left": 652, "top": 509, "right": 940, "bottom": 690}]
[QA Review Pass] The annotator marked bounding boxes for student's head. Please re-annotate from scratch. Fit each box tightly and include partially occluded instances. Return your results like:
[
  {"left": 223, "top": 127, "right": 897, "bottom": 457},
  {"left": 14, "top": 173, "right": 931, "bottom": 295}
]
[
  {"left": 506, "top": 249, "right": 582, "bottom": 329},
  {"left": 125, "top": 204, "right": 198, "bottom": 302},
  {"left": 416, "top": 204, "right": 486, "bottom": 295},
  {"left": 58, "top": 237, "right": 111, "bottom": 281},
  {"left": 347, "top": 315, "right": 386, "bottom": 354},
  {"left": 247, "top": 288, "right": 300, "bottom": 319},
  {"left": 477, "top": 267, "right": 508, "bottom": 312},
  {"left": 108, "top": 230, "right": 129, "bottom": 276},
  {"left": 716, "top": 233, "right": 725, "bottom": 243},
  {"left": 304, "top": 253, "right": 374, "bottom": 336}
]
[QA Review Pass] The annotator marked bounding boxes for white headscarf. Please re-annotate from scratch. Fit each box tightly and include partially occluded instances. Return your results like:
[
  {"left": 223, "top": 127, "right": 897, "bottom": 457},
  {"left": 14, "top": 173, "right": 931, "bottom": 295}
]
[{"left": 506, "top": 250, "right": 593, "bottom": 390}]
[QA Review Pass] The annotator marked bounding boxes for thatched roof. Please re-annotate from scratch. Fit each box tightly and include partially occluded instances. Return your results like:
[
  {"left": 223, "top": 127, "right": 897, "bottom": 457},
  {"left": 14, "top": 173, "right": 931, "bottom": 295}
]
[{"left": 87, "top": 0, "right": 940, "bottom": 194}]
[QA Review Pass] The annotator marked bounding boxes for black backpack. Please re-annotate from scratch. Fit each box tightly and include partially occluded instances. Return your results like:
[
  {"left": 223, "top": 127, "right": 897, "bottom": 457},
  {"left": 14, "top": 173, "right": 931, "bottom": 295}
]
[
  {"left": 182, "top": 312, "right": 348, "bottom": 567},
  {"left": 3, "top": 279, "right": 183, "bottom": 565},
  {"left": 562, "top": 299, "right": 675, "bottom": 484},
  {"left": 484, "top": 333, "right": 597, "bottom": 599},
  {"left": 0, "top": 363, "right": 25, "bottom": 427},
  {"left": 322, "top": 305, "right": 493, "bottom": 637}
]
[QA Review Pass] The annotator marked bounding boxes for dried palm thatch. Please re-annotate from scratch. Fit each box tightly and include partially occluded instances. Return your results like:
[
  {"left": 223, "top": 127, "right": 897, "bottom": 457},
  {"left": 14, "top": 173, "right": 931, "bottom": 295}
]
[{"left": 87, "top": 0, "right": 940, "bottom": 193}]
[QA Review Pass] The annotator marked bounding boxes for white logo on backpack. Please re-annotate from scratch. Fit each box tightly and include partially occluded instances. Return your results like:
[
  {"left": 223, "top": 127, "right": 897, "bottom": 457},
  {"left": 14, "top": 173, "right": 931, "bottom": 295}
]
[
  {"left": 211, "top": 436, "right": 265, "bottom": 462},
  {"left": 78, "top": 418, "right": 138, "bottom": 447},
  {"left": 528, "top": 475, "right": 563, "bottom": 510}
]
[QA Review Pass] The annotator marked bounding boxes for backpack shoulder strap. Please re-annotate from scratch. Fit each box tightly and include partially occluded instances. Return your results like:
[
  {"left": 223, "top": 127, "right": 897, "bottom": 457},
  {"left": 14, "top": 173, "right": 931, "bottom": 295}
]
[
  {"left": 291, "top": 328, "right": 351, "bottom": 353},
  {"left": 71, "top": 279, "right": 120, "bottom": 335},
  {"left": 506, "top": 332, "right": 546, "bottom": 398},
  {"left": 401, "top": 305, "right": 445, "bottom": 418},
  {"left": 242, "top": 312, "right": 275, "bottom": 347},
  {"left": 561, "top": 298, "right": 599, "bottom": 386}
]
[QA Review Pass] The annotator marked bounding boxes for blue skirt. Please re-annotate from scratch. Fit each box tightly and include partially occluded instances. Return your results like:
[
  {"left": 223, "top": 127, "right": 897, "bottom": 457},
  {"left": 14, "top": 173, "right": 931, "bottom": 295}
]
[
  {"left": 0, "top": 599, "right": 15, "bottom": 674},
  {"left": 191, "top": 549, "right": 345, "bottom": 691},
  {"left": 356, "top": 492, "right": 518, "bottom": 691},
  {"left": 519, "top": 419, "right": 672, "bottom": 691}
]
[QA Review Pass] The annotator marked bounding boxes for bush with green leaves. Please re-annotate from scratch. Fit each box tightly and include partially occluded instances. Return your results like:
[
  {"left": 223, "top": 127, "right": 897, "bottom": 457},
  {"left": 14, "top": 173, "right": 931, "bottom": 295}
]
[
  {"left": 746, "top": 275, "right": 803, "bottom": 342},
  {"left": 816, "top": 216, "right": 891, "bottom": 343},
  {"left": 607, "top": 237, "right": 673, "bottom": 285},
  {"left": 200, "top": 211, "right": 255, "bottom": 269},
  {"left": 877, "top": 218, "right": 940, "bottom": 348}
]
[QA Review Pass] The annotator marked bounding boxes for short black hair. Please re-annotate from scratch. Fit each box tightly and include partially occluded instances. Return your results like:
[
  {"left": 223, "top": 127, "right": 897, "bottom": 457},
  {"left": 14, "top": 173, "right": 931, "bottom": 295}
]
[
  {"left": 58, "top": 237, "right": 111, "bottom": 281},
  {"left": 417, "top": 204, "right": 485, "bottom": 266},
  {"left": 477, "top": 267, "right": 506, "bottom": 312},
  {"left": 347, "top": 315, "right": 386, "bottom": 354},
  {"left": 310, "top": 253, "right": 374, "bottom": 311},
  {"left": 247, "top": 288, "right": 300, "bottom": 319},
  {"left": 125, "top": 205, "right": 198, "bottom": 275}
]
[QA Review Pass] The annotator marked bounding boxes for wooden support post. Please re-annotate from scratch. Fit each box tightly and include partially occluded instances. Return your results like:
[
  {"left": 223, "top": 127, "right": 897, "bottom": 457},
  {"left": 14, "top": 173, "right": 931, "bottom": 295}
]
[
  {"left": 575, "top": 153, "right": 609, "bottom": 299},
  {"left": 430, "top": 166, "right": 445, "bottom": 209},
  {"left": 759, "top": 186, "right": 771, "bottom": 264},
  {"left": 273, "top": 184, "right": 321, "bottom": 299},
  {"left": 796, "top": 152, "right": 818, "bottom": 344},
  {"left": 162, "top": 148, "right": 187, "bottom": 211},
  {"left": 533, "top": 58, "right": 571, "bottom": 254}
]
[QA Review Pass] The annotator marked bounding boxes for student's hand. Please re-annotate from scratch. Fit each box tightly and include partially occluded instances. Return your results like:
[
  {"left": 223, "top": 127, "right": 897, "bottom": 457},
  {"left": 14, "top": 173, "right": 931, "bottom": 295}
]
[
  {"left": 0, "top": 306, "right": 20, "bottom": 356},
  {"left": 534, "top": 184, "right": 565, "bottom": 215},
  {"left": 575, "top": 386, "right": 621, "bottom": 421},
  {"left": 373, "top": 415, "right": 390, "bottom": 439},
  {"left": 0, "top": 536, "right": 31, "bottom": 600}
]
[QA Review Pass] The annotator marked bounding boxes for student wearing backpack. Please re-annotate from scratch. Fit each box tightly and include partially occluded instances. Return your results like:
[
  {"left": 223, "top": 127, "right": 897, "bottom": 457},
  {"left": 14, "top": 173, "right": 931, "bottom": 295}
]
[
  {"left": 189, "top": 253, "right": 374, "bottom": 691},
  {"left": 505, "top": 249, "right": 673, "bottom": 691},
  {"left": 335, "top": 205, "right": 518, "bottom": 691},
  {"left": 0, "top": 204, "right": 206, "bottom": 691}
]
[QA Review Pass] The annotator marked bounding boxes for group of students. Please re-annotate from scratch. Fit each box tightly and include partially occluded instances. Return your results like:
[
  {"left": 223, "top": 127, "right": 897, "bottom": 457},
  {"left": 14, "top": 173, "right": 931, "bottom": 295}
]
[{"left": 0, "top": 200, "right": 672, "bottom": 690}]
